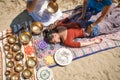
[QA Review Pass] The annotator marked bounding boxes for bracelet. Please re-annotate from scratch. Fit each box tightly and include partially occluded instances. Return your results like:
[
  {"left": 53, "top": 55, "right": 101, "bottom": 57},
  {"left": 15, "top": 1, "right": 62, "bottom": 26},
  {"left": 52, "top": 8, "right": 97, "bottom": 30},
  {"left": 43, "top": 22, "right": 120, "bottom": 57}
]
[{"left": 90, "top": 24, "right": 94, "bottom": 28}]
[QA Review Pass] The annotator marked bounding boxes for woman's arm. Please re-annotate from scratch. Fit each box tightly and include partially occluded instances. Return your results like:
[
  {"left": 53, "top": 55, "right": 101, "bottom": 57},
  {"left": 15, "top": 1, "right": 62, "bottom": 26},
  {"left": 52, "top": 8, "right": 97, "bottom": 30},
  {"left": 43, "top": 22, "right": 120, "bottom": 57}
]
[
  {"left": 64, "top": 38, "right": 102, "bottom": 48},
  {"left": 80, "top": 38, "right": 102, "bottom": 47},
  {"left": 86, "top": 5, "right": 111, "bottom": 33},
  {"left": 27, "top": 0, "right": 37, "bottom": 12}
]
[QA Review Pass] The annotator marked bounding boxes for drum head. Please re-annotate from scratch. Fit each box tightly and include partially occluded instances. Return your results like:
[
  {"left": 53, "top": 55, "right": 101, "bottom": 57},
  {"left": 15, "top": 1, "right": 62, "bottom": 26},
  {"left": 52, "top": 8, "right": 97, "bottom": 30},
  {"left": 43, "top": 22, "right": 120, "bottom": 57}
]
[{"left": 54, "top": 48, "right": 73, "bottom": 66}]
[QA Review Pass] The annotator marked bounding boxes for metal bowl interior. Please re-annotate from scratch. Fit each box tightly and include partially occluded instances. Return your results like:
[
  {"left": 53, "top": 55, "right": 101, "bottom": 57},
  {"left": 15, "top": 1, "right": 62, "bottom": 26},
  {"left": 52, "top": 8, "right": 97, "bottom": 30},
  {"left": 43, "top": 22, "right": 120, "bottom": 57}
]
[
  {"left": 4, "top": 44, "right": 10, "bottom": 51},
  {"left": 26, "top": 57, "right": 37, "bottom": 68},
  {"left": 8, "top": 35, "right": 17, "bottom": 44},
  {"left": 47, "top": 1, "right": 58, "bottom": 13},
  {"left": 22, "top": 69, "right": 32, "bottom": 79},
  {"left": 30, "top": 22, "right": 44, "bottom": 34},
  {"left": 14, "top": 64, "right": 24, "bottom": 72},
  {"left": 11, "top": 74, "right": 20, "bottom": 80},
  {"left": 6, "top": 52, "right": 14, "bottom": 59},
  {"left": 12, "top": 43, "right": 21, "bottom": 52},
  {"left": 15, "top": 52, "right": 24, "bottom": 61},
  {"left": 19, "top": 31, "right": 32, "bottom": 45}
]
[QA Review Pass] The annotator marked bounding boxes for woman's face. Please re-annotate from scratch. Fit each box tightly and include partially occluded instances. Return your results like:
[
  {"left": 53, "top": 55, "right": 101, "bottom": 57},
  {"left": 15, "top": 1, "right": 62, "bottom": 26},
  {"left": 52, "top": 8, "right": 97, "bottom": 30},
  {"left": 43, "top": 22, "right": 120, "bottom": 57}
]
[{"left": 50, "top": 33, "right": 60, "bottom": 44}]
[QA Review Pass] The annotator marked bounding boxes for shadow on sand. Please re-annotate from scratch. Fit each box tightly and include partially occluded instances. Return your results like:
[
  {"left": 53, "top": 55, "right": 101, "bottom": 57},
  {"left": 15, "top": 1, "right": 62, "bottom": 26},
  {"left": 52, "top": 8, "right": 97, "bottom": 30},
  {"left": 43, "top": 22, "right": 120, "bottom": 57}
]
[{"left": 10, "top": 9, "right": 34, "bottom": 34}]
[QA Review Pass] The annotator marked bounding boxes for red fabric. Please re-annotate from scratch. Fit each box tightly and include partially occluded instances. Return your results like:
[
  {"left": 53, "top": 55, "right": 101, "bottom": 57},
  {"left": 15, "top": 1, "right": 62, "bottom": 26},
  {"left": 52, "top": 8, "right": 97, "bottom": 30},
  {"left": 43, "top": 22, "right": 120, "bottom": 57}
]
[{"left": 57, "top": 18, "right": 85, "bottom": 48}]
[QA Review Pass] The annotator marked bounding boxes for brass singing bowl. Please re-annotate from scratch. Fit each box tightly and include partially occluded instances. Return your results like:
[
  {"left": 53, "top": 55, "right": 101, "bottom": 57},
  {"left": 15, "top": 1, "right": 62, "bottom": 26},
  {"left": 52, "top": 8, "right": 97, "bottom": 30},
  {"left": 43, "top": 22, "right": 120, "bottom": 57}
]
[
  {"left": 11, "top": 74, "right": 20, "bottom": 80},
  {"left": 30, "top": 22, "right": 44, "bottom": 34},
  {"left": 3, "top": 44, "right": 10, "bottom": 51},
  {"left": 8, "top": 35, "right": 17, "bottom": 44},
  {"left": 5, "top": 70, "right": 10, "bottom": 76},
  {"left": 6, "top": 52, "right": 13, "bottom": 59},
  {"left": 22, "top": 69, "right": 32, "bottom": 79},
  {"left": 26, "top": 57, "right": 37, "bottom": 68},
  {"left": 47, "top": 1, "right": 58, "bottom": 13},
  {"left": 19, "top": 31, "right": 32, "bottom": 45},
  {"left": 14, "top": 64, "right": 24, "bottom": 73},
  {"left": 6, "top": 61, "right": 14, "bottom": 68},
  {"left": 12, "top": 43, "right": 21, "bottom": 52},
  {"left": 15, "top": 52, "right": 24, "bottom": 61}
]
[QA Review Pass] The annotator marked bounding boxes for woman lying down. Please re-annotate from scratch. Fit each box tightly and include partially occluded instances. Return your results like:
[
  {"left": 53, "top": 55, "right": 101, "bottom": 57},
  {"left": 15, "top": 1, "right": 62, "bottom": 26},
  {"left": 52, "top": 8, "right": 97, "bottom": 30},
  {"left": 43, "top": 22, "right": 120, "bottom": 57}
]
[
  {"left": 43, "top": 18, "right": 102, "bottom": 48},
  {"left": 43, "top": 3, "right": 120, "bottom": 48}
]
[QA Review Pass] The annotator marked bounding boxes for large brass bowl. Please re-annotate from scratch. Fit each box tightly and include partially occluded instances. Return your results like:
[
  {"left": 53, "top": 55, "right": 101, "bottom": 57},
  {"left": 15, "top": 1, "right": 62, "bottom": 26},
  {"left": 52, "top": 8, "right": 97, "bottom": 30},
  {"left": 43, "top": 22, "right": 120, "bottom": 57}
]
[
  {"left": 30, "top": 22, "right": 44, "bottom": 35},
  {"left": 19, "top": 31, "right": 32, "bottom": 45},
  {"left": 26, "top": 57, "right": 37, "bottom": 68},
  {"left": 47, "top": 1, "right": 58, "bottom": 13}
]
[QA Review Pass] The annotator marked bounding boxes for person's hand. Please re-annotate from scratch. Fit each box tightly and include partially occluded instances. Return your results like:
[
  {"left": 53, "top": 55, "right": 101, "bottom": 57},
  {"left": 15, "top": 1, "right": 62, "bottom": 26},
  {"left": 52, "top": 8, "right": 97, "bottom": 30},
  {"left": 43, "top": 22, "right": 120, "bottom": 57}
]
[
  {"left": 94, "top": 38, "right": 102, "bottom": 44},
  {"left": 77, "top": 15, "right": 85, "bottom": 21},
  {"left": 85, "top": 25, "right": 93, "bottom": 34}
]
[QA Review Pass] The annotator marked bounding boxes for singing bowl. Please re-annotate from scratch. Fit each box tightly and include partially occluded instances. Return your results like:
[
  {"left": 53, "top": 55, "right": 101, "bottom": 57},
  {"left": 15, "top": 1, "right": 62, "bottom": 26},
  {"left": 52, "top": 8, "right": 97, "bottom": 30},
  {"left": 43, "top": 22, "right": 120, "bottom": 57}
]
[
  {"left": 12, "top": 43, "right": 21, "bottom": 52},
  {"left": 6, "top": 61, "right": 14, "bottom": 68},
  {"left": 47, "top": 1, "right": 58, "bottom": 13},
  {"left": 22, "top": 69, "right": 32, "bottom": 79},
  {"left": 19, "top": 31, "right": 32, "bottom": 44},
  {"left": 30, "top": 22, "right": 44, "bottom": 34},
  {"left": 8, "top": 35, "right": 17, "bottom": 44},
  {"left": 26, "top": 57, "right": 37, "bottom": 68},
  {"left": 5, "top": 70, "right": 10, "bottom": 76},
  {"left": 6, "top": 52, "right": 13, "bottom": 59},
  {"left": 3, "top": 44, "right": 10, "bottom": 51},
  {"left": 11, "top": 74, "right": 20, "bottom": 80},
  {"left": 14, "top": 64, "right": 24, "bottom": 73},
  {"left": 15, "top": 52, "right": 24, "bottom": 61}
]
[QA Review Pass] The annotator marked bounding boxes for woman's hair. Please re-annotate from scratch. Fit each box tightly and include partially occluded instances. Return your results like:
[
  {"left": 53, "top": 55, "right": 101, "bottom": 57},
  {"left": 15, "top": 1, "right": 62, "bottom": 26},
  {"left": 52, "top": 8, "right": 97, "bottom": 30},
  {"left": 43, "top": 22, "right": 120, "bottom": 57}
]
[{"left": 43, "top": 29, "right": 58, "bottom": 43}]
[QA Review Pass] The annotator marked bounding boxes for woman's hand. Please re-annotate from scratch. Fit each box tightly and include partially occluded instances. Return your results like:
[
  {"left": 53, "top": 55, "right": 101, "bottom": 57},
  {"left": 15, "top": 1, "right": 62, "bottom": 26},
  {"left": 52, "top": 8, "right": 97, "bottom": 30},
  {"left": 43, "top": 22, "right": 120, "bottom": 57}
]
[{"left": 94, "top": 38, "right": 102, "bottom": 44}]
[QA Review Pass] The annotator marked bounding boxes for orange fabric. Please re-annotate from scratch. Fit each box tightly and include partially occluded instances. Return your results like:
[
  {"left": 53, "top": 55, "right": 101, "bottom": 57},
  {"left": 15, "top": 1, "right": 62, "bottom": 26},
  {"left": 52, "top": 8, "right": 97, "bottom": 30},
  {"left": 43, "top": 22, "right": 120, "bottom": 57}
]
[{"left": 57, "top": 18, "right": 85, "bottom": 48}]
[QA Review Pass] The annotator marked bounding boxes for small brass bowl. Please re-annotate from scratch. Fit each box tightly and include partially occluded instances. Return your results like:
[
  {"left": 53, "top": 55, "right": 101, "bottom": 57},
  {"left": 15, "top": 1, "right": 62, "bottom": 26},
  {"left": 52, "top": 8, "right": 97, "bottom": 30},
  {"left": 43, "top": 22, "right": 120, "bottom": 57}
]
[
  {"left": 6, "top": 61, "right": 14, "bottom": 68},
  {"left": 19, "top": 31, "right": 32, "bottom": 45},
  {"left": 22, "top": 69, "right": 32, "bottom": 79},
  {"left": 5, "top": 70, "right": 10, "bottom": 76},
  {"left": 12, "top": 43, "right": 21, "bottom": 52},
  {"left": 47, "top": 1, "right": 58, "bottom": 13},
  {"left": 8, "top": 35, "right": 17, "bottom": 44},
  {"left": 11, "top": 74, "right": 20, "bottom": 80},
  {"left": 15, "top": 52, "right": 24, "bottom": 61},
  {"left": 6, "top": 52, "right": 13, "bottom": 59},
  {"left": 3, "top": 44, "right": 10, "bottom": 51},
  {"left": 14, "top": 64, "right": 24, "bottom": 73},
  {"left": 30, "top": 22, "right": 44, "bottom": 35},
  {"left": 26, "top": 57, "right": 37, "bottom": 68}
]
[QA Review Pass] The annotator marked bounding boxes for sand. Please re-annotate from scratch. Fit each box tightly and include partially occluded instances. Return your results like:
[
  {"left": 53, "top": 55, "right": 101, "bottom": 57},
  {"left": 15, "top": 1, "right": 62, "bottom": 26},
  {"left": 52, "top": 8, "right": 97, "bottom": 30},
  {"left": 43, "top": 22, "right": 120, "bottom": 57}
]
[{"left": 0, "top": 0, "right": 120, "bottom": 80}]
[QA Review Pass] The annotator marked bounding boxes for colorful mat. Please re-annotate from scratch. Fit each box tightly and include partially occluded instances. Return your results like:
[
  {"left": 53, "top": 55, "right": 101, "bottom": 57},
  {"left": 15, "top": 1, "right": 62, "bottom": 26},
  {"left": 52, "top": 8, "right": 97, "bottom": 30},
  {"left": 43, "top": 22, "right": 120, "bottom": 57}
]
[
  {"left": 0, "top": 10, "right": 120, "bottom": 77},
  {"left": 32, "top": 31, "right": 120, "bottom": 69}
]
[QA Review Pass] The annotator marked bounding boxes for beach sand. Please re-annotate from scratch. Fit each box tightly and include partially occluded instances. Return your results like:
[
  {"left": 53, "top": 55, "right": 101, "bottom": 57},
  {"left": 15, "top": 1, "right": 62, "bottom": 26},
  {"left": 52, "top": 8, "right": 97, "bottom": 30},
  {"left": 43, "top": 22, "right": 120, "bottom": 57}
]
[{"left": 0, "top": 0, "right": 120, "bottom": 80}]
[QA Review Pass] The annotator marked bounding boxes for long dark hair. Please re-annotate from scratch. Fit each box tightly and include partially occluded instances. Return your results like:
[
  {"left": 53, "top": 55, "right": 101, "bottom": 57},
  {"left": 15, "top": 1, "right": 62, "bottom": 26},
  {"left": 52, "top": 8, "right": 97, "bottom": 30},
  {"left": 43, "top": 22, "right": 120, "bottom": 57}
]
[{"left": 43, "top": 29, "right": 58, "bottom": 43}]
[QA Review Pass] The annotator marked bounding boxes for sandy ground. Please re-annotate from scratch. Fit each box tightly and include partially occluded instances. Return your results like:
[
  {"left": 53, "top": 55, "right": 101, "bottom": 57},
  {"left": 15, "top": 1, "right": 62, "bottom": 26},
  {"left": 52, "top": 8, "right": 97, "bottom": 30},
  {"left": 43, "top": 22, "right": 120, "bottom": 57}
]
[{"left": 0, "top": 0, "right": 120, "bottom": 80}]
